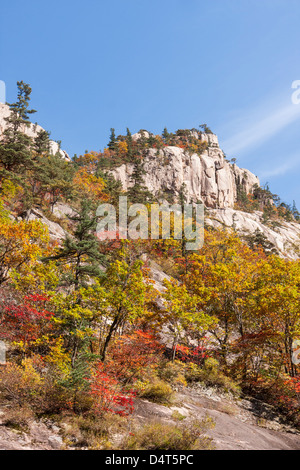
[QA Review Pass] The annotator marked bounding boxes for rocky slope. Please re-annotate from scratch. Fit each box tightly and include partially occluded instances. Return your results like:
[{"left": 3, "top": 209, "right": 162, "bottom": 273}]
[
  {"left": 1, "top": 387, "right": 299, "bottom": 450},
  {"left": 206, "top": 208, "right": 300, "bottom": 260},
  {"left": 133, "top": 387, "right": 300, "bottom": 451}
]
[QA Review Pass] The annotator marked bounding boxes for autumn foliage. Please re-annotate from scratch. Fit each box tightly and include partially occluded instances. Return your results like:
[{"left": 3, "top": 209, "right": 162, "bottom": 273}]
[{"left": 1, "top": 82, "right": 300, "bottom": 445}]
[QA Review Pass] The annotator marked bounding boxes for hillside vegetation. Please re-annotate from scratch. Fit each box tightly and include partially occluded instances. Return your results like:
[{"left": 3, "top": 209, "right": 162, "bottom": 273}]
[{"left": 0, "top": 83, "right": 299, "bottom": 450}]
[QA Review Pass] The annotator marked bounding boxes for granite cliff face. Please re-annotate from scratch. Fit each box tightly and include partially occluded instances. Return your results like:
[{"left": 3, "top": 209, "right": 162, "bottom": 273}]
[
  {"left": 110, "top": 130, "right": 300, "bottom": 259},
  {"left": 206, "top": 208, "right": 300, "bottom": 260},
  {"left": 111, "top": 131, "right": 259, "bottom": 209},
  {"left": 0, "top": 101, "right": 299, "bottom": 259}
]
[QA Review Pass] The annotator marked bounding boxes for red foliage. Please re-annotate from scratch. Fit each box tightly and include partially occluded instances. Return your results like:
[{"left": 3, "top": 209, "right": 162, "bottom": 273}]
[
  {"left": 88, "top": 330, "right": 163, "bottom": 417},
  {"left": 0, "top": 294, "right": 54, "bottom": 347},
  {"left": 174, "top": 339, "right": 209, "bottom": 366},
  {"left": 106, "top": 330, "right": 164, "bottom": 383},
  {"left": 88, "top": 362, "right": 136, "bottom": 417}
]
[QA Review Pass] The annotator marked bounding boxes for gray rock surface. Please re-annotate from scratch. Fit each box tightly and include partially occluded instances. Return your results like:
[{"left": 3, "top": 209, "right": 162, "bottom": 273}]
[
  {"left": 133, "top": 386, "right": 300, "bottom": 450},
  {"left": 206, "top": 208, "right": 300, "bottom": 259},
  {"left": 110, "top": 132, "right": 259, "bottom": 209}
]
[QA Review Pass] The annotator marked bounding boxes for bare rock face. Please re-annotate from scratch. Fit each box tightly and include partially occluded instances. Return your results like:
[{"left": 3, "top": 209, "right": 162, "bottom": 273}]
[
  {"left": 0, "top": 103, "right": 70, "bottom": 161},
  {"left": 27, "top": 208, "right": 66, "bottom": 241},
  {"left": 206, "top": 208, "right": 300, "bottom": 260},
  {"left": 110, "top": 130, "right": 300, "bottom": 259},
  {"left": 110, "top": 132, "right": 260, "bottom": 209}
]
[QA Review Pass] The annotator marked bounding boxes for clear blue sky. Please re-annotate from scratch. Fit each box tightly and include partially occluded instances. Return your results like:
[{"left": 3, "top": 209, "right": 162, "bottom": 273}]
[{"left": 1, "top": 0, "right": 300, "bottom": 207}]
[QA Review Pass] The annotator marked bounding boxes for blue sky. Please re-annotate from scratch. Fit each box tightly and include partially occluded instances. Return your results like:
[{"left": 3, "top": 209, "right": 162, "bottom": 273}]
[{"left": 1, "top": 0, "right": 300, "bottom": 207}]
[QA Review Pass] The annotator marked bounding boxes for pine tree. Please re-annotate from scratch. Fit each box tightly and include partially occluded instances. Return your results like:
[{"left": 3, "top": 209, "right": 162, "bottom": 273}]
[
  {"left": 126, "top": 156, "right": 153, "bottom": 204},
  {"left": 292, "top": 200, "right": 300, "bottom": 220},
  {"left": 0, "top": 82, "right": 36, "bottom": 176},
  {"left": 126, "top": 127, "right": 134, "bottom": 161},
  {"left": 34, "top": 129, "right": 50, "bottom": 156},
  {"left": 199, "top": 123, "right": 212, "bottom": 134},
  {"left": 5, "top": 81, "right": 36, "bottom": 136},
  {"left": 108, "top": 128, "right": 117, "bottom": 151},
  {"left": 245, "top": 228, "right": 278, "bottom": 255},
  {"left": 162, "top": 127, "right": 169, "bottom": 139},
  {"left": 38, "top": 153, "right": 75, "bottom": 212},
  {"left": 60, "top": 348, "right": 96, "bottom": 412},
  {"left": 43, "top": 200, "right": 106, "bottom": 289}
]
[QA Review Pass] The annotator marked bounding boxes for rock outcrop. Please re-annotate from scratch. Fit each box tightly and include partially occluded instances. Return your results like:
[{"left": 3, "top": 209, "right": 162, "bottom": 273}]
[
  {"left": 110, "top": 130, "right": 300, "bottom": 259},
  {"left": 111, "top": 131, "right": 259, "bottom": 209},
  {"left": 0, "top": 103, "right": 70, "bottom": 160},
  {"left": 206, "top": 208, "right": 300, "bottom": 260}
]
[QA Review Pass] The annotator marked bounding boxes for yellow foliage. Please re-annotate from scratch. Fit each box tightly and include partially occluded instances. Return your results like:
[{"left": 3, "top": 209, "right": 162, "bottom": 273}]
[
  {"left": 117, "top": 141, "right": 128, "bottom": 158},
  {"left": 73, "top": 167, "right": 108, "bottom": 200},
  {"left": 44, "top": 337, "right": 71, "bottom": 375},
  {"left": 0, "top": 218, "right": 49, "bottom": 284}
]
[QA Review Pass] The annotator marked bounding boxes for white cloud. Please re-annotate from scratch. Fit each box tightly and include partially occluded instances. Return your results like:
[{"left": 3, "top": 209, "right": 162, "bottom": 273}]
[
  {"left": 258, "top": 153, "right": 300, "bottom": 179},
  {"left": 221, "top": 100, "right": 300, "bottom": 157}
]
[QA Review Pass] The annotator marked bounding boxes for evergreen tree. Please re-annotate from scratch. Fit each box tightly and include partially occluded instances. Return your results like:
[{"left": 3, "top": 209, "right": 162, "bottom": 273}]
[
  {"left": 38, "top": 153, "right": 75, "bottom": 211},
  {"left": 43, "top": 200, "right": 106, "bottom": 289},
  {"left": 292, "top": 200, "right": 300, "bottom": 220},
  {"left": 34, "top": 129, "right": 50, "bottom": 156},
  {"left": 126, "top": 127, "right": 134, "bottom": 161},
  {"left": 5, "top": 81, "right": 36, "bottom": 136},
  {"left": 126, "top": 156, "right": 153, "bottom": 204},
  {"left": 60, "top": 348, "right": 96, "bottom": 412},
  {"left": 245, "top": 228, "right": 278, "bottom": 256},
  {"left": 18, "top": 153, "right": 74, "bottom": 219},
  {"left": 108, "top": 128, "right": 117, "bottom": 151},
  {"left": 0, "top": 82, "right": 36, "bottom": 176},
  {"left": 162, "top": 127, "right": 169, "bottom": 140},
  {"left": 199, "top": 123, "right": 212, "bottom": 134}
]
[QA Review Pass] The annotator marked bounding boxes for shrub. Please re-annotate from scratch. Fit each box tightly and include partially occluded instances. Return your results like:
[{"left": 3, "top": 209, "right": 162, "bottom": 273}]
[
  {"left": 184, "top": 358, "right": 240, "bottom": 395},
  {"left": 59, "top": 413, "right": 127, "bottom": 449},
  {"left": 243, "top": 374, "right": 300, "bottom": 427},
  {"left": 2, "top": 406, "right": 34, "bottom": 431},
  {"left": 106, "top": 330, "right": 163, "bottom": 385},
  {"left": 139, "top": 379, "right": 174, "bottom": 404},
  {"left": 158, "top": 360, "right": 187, "bottom": 387},
  {"left": 0, "top": 358, "right": 84, "bottom": 415},
  {"left": 121, "top": 417, "right": 215, "bottom": 450},
  {"left": 88, "top": 362, "right": 136, "bottom": 417},
  {"left": 0, "top": 359, "right": 44, "bottom": 408}
]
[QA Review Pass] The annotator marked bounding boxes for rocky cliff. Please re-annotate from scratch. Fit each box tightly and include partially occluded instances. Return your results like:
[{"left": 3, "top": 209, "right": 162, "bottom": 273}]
[
  {"left": 111, "top": 130, "right": 260, "bottom": 208},
  {"left": 206, "top": 208, "right": 300, "bottom": 260},
  {"left": 110, "top": 130, "right": 300, "bottom": 259},
  {"left": 1, "top": 100, "right": 299, "bottom": 259}
]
